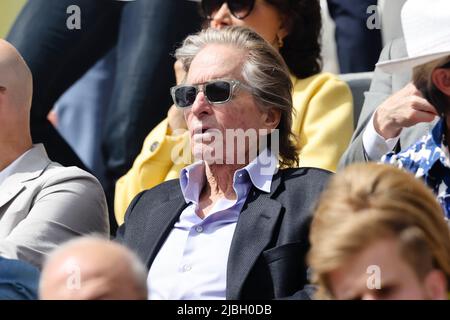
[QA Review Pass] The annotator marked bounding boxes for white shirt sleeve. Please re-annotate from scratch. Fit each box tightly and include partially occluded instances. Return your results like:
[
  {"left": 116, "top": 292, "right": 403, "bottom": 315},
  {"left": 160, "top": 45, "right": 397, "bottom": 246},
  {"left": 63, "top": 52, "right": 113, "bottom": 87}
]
[{"left": 362, "top": 112, "right": 401, "bottom": 161}]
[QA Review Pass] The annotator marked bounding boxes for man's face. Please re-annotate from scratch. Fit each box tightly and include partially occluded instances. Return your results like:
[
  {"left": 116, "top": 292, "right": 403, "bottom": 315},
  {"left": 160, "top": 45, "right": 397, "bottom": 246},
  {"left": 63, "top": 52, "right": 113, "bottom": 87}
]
[
  {"left": 327, "top": 237, "right": 447, "bottom": 300},
  {"left": 183, "top": 44, "right": 275, "bottom": 165}
]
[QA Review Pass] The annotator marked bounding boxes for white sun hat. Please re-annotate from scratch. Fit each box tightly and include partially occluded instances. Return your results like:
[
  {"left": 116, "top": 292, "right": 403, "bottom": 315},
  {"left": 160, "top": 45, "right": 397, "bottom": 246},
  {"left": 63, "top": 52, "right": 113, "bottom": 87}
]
[{"left": 377, "top": 0, "right": 450, "bottom": 73}]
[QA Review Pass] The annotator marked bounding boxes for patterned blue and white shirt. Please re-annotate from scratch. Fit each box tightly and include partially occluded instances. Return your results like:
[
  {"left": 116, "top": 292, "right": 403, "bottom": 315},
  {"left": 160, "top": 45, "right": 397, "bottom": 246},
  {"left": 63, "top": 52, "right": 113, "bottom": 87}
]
[{"left": 382, "top": 119, "right": 450, "bottom": 219}]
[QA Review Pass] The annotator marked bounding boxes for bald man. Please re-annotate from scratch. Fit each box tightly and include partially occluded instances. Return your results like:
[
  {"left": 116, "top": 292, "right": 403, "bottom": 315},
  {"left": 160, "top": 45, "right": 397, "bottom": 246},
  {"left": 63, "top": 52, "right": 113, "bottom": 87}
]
[
  {"left": 39, "top": 237, "right": 147, "bottom": 300},
  {"left": 0, "top": 40, "right": 109, "bottom": 269}
]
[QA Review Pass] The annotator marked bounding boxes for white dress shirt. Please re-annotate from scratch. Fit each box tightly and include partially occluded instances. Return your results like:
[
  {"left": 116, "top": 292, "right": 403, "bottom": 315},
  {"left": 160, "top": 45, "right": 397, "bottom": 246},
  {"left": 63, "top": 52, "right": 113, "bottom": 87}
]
[{"left": 362, "top": 112, "right": 401, "bottom": 161}]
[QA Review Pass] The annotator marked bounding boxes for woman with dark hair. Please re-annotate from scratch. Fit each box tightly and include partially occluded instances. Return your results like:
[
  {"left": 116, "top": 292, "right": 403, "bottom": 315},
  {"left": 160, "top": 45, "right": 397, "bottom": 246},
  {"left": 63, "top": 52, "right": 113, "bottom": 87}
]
[{"left": 114, "top": 0, "right": 353, "bottom": 224}]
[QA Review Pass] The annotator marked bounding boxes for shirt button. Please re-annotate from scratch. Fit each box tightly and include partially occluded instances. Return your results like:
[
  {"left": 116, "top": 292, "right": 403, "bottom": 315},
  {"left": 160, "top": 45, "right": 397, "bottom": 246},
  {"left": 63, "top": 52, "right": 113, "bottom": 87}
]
[
  {"left": 183, "top": 264, "right": 192, "bottom": 272},
  {"left": 149, "top": 141, "right": 159, "bottom": 152},
  {"left": 195, "top": 226, "right": 203, "bottom": 233}
]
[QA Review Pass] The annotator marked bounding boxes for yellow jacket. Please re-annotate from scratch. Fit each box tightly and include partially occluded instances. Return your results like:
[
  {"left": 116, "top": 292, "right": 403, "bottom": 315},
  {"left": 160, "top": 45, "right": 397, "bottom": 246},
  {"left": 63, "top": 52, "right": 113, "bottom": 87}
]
[
  {"left": 0, "top": 0, "right": 26, "bottom": 38},
  {"left": 115, "top": 72, "right": 353, "bottom": 224}
]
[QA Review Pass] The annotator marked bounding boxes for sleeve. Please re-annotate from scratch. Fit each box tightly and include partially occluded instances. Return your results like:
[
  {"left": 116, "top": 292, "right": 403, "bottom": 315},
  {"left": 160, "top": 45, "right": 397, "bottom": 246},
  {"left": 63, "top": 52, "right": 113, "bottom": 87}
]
[
  {"left": 114, "top": 118, "right": 190, "bottom": 225},
  {"left": 0, "top": 168, "right": 109, "bottom": 268},
  {"left": 362, "top": 112, "right": 401, "bottom": 160},
  {"left": 338, "top": 40, "right": 397, "bottom": 168},
  {"left": 295, "top": 74, "right": 354, "bottom": 172}
]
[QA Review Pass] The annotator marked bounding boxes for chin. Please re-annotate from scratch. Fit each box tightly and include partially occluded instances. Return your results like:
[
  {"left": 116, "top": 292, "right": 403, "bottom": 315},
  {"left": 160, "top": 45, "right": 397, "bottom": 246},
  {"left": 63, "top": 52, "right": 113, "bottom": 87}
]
[{"left": 192, "top": 144, "right": 224, "bottom": 165}]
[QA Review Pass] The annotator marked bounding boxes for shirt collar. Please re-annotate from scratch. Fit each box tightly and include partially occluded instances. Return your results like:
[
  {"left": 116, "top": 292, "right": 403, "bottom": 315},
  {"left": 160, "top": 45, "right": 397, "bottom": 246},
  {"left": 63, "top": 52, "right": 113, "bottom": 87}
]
[
  {"left": 179, "top": 149, "right": 278, "bottom": 204},
  {"left": 0, "top": 147, "right": 34, "bottom": 187}
]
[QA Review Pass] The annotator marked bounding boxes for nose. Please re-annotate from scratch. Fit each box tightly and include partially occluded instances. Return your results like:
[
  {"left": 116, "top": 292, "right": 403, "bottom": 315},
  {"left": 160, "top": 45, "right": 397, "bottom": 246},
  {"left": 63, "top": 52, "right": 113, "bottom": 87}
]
[
  {"left": 209, "top": 3, "right": 232, "bottom": 29},
  {"left": 190, "top": 90, "right": 213, "bottom": 118}
]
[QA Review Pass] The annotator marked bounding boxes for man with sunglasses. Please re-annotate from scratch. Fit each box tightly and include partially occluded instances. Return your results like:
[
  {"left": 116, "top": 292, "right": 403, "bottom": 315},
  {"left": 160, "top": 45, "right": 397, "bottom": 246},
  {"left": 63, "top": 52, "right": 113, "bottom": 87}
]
[{"left": 116, "top": 27, "right": 331, "bottom": 300}]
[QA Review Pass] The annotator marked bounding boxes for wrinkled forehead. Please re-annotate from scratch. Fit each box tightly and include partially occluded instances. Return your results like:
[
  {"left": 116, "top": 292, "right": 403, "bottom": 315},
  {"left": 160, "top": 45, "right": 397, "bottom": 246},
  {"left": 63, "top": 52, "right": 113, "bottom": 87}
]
[{"left": 186, "top": 44, "right": 247, "bottom": 85}]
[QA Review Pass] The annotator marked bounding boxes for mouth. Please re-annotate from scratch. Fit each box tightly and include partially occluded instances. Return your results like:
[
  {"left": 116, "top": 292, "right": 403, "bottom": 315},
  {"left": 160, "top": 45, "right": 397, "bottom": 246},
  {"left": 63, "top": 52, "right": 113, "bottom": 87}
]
[{"left": 193, "top": 126, "right": 212, "bottom": 135}]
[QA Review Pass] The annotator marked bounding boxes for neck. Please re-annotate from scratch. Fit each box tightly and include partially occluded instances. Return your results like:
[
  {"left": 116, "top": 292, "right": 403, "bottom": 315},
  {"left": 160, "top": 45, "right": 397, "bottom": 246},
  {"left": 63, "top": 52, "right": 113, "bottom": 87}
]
[
  {"left": 0, "top": 135, "right": 32, "bottom": 172},
  {"left": 203, "top": 162, "right": 245, "bottom": 200}
]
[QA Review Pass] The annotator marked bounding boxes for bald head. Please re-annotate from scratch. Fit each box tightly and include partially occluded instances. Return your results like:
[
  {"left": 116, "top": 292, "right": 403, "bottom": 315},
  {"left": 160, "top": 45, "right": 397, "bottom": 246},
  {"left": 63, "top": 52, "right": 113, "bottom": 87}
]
[
  {"left": 39, "top": 237, "right": 148, "bottom": 300},
  {"left": 0, "top": 39, "right": 32, "bottom": 112}
]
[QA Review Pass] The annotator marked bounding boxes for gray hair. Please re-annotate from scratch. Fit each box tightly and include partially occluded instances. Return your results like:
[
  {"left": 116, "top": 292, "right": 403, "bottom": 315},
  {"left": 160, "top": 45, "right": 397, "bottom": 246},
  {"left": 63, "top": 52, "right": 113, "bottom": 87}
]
[
  {"left": 175, "top": 26, "right": 299, "bottom": 168},
  {"left": 413, "top": 55, "right": 450, "bottom": 117}
]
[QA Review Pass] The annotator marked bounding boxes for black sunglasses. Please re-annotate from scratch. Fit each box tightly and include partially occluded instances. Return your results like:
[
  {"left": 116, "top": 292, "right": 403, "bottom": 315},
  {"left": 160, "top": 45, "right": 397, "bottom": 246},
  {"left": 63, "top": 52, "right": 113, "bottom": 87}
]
[
  {"left": 201, "top": 0, "right": 256, "bottom": 20},
  {"left": 438, "top": 60, "right": 450, "bottom": 69},
  {"left": 170, "top": 79, "right": 252, "bottom": 108}
]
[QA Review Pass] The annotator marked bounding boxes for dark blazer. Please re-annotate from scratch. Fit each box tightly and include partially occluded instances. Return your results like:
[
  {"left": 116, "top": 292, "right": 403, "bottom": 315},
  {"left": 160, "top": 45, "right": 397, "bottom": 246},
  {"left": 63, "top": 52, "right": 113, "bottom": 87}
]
[{"left": 116, "top": 167, "right": 331, "bottom": 300}]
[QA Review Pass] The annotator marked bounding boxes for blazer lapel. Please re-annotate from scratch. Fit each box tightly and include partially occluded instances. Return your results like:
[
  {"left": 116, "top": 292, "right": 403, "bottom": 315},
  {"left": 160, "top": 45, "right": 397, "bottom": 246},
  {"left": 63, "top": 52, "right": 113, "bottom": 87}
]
[
  {"left": 143, "top": 193, "right": 188, "bottom": 269},
  {"left": 226, "top": 171, "right": 283, "bottom": 300},
  {"left": 0, "top": 145, "right": 49, "bottom": 209}
]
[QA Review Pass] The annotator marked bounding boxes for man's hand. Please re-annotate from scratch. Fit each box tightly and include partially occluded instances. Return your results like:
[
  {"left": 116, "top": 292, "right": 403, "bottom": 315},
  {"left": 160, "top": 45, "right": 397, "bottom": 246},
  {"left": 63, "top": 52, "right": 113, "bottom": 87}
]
[
  {"left": 168, "top": 104, "right": 187, "bottom": 132},
  {"left": 167, "top": 60, "right": 188, "bottom": 133},
  {"left": 373, "top": 83, "right": 438, "bottom": 139},
  {"left": 174, "top": 59, "right": 185, "bottom": 85}
]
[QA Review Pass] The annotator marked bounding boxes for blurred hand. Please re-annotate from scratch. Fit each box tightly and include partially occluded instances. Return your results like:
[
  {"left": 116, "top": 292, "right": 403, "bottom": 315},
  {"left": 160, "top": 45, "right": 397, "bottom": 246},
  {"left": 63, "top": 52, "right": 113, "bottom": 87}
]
[
  {"left": 168, "top": 104, "right": 187, "bottom": 132},
  {"left": 174, "top": 59, "right": 185, "bottom": 85},
  {"left": 373, "top": 83, "right": 438, "bottom": 139},
  {"left": 168, "top": 60, "right": 188, "bottom": 133}
]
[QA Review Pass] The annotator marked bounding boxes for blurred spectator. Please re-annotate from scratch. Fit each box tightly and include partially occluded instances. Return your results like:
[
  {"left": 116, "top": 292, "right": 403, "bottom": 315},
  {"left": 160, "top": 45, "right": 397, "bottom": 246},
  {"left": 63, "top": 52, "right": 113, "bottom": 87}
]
[
  {"left": 339, "top": 0, "right": 444, "bottom": 167},
  {"left": 51, "top": 49, "right": 116, "bottom": 186},
  {"left": 7, "top": 0, "right": 202, "bottom": 234},
  {"left": 327, "top": 0, "right": 382, "bottom": 73},
  {"left": 309, "top": 163, "right": 450, "bottom": 300},
  {"left": 114, "top": 0, "right": 353, "bottom": 224},
  {"left": 376, "top": 0, "right": 450, "bottom": 218},
  {"left": 0, "top": 257, "right": 39, "bottom": 300},
  {"left": 0, "top": 39, "right": 109, "bottom": 268},
  {"left": 39, "top": 237, "right": 147, "bottom": 300}
]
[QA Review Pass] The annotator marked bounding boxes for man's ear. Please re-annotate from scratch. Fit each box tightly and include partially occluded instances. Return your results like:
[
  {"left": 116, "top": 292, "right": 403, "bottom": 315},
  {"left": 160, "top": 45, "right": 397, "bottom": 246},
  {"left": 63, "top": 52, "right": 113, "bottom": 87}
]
[
  {"left": 432, "top": 68, "right": 450, "bottom": 96},
  {"left": 423, "top": 269, "right": 448, "bottom": 300},
  {"left": 263, "top": 108, "right": 281, "bottom": 131}
]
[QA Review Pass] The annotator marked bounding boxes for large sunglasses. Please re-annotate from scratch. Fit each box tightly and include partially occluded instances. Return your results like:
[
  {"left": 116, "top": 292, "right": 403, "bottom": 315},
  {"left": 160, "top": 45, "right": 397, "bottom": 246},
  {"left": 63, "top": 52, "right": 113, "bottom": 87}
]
[
  {"left": 439, "top": 60, "right": 450, "bottom": 69},
  {"left": 170, "top": 79, "right": 252, "bottom": 108},
  {"left": 201, "top": 0, "right": 256, "bottom": 20}
]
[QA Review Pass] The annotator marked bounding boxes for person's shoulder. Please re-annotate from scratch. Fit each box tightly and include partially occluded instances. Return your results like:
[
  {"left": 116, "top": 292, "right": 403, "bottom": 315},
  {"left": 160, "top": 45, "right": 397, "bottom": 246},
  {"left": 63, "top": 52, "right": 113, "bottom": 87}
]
[
  {"left": 388, "top": 37, "right": 407, "bottom": 59},
  {"left": 43, "top": 162, "right": 102, "bottom": 186},
  {"left": 137, "top": 178, "right": 182, "bottom": 201},
  {"left": 292, "top": 72, "right": 349, "bottom": 93},
  {"left": 278, "top": 167, "right": 332, "bottom": 185}
]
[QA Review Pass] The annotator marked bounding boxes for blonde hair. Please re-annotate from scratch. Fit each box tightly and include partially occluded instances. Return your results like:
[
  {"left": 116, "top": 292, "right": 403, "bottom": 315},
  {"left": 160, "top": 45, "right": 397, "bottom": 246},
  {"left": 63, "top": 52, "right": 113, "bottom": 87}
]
[{"left": 308, "top": 163, "right": 450, "bottom": 299}]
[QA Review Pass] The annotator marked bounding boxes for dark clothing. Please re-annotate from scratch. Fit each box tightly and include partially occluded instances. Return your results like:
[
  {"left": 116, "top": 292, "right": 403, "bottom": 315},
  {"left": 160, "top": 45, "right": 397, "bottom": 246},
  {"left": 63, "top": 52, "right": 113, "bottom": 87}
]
[
  {"left": 8, "top": 0, "right": 202, "bottom": 234},
  {"left": 117, "top": 167, "right": 331, "bottom": 299},
  {"left": 0, "top": 257, "right": 40, "bottom": 300},
  {"left": 327, "top": 0, "right": 382, "bottom": 73}
]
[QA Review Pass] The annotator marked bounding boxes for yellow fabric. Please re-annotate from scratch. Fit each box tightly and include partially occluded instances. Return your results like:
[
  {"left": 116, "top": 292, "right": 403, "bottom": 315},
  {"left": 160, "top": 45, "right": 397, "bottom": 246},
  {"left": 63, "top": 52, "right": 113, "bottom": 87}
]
[
  {"left": 0, "top": 0, "right": 26, "bottom": 38},
  {"left": 115, "top": 73, "right": 353, "bottom": 224},
  {"left": 291, "top": 72, "right": 353, "bottom": 172}
]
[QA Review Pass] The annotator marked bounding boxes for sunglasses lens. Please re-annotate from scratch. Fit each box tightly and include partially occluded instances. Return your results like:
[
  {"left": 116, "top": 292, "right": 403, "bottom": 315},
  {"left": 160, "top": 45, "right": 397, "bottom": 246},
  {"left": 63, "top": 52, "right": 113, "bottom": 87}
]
[
  {"left": 228, "top": 0, "right": 254, "bottom": 19},
  {"left": 201, "top": 0, "right": 254, "bottom": 19},
  {"left": 174, "top": 86, "right": 197, "bottom": 108},
  {"left": 201, "top": 0, "right": 223, "bottom": 19},
  {"left": 205, "top": 81, "right": 232, "bottom": 103}
]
